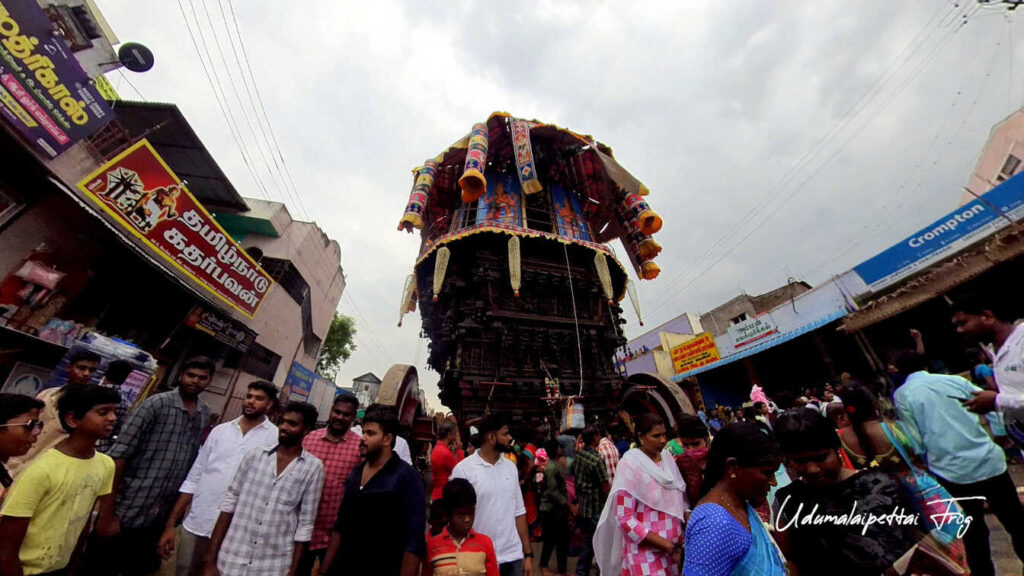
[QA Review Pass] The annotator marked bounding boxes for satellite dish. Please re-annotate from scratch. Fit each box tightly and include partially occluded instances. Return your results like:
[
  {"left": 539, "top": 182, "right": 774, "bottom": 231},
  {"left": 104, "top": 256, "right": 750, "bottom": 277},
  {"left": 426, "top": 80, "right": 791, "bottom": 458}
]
[{"left": 118, "top": 42, "right": 155, "bottom": 73}]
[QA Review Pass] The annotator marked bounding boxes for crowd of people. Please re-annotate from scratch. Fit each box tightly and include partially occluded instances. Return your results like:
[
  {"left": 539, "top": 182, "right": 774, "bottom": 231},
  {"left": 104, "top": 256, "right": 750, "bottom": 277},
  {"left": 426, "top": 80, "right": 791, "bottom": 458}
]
[{"left": 1, "top": 292, "right": 1024, "bottom": 575}]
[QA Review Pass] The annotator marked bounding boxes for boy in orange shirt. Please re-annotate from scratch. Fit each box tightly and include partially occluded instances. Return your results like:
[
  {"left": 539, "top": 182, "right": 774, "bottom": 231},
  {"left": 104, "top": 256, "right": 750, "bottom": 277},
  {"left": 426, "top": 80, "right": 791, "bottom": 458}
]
[{"left": 424, "top": 478, "right": 498, "bottom": 576}]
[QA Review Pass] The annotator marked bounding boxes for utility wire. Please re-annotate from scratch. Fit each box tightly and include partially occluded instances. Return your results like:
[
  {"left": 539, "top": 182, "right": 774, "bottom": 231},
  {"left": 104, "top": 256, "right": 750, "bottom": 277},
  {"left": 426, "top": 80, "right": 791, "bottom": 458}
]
[
  {"left": 176, "top": 0, "right": 272, "bottom": 201},
  {"left": 197, "top": 0, "right": 288, "bottom": 203},
  {"left": 645, "top": 5, "right": 976, "bottom": 319},
  {"left": 222, "top": 0, "right": 314, "bottom": 222},
  {"left": 644, "top": 2, "right": 962, "bottom": 307}
]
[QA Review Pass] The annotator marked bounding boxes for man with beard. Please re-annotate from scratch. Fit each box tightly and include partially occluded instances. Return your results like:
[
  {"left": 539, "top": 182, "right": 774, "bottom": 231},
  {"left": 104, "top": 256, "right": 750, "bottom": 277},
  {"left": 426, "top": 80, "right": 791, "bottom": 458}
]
[
  {"left": 157, "top": 381, "right": 280, "bottom": 575},
  {"left": 297, "top": 394, "right": 362, "bottom": 576},
  {"left": 101, "top": 357, "right": 215, "bottom": 576},
  {"left": 319, "top": 404, "right": 425, "bottom": 576},
  {"left": 203, "top": 401, "right": 324, "bottom": 576},
  {"left": 451, "top": 414, "right": 534, "bottom": 576}
]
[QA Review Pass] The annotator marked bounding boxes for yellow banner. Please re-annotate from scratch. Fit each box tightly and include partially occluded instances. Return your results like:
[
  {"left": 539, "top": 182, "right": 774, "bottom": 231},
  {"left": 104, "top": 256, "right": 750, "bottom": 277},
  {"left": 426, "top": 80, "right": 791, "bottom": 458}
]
[
  {"left": 94, "top": 75, "right": 120, "bottom": 102},
  {"left": 671, "top": 332, "right": 721, "bottom": 374}
]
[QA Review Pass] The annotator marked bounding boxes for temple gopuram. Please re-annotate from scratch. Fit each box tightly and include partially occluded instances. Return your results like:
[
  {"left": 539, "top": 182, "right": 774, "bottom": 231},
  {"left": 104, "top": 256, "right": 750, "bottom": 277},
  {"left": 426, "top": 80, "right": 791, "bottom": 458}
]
[{"left": 396, "top": 112, "right": 674, "bottom": 432}]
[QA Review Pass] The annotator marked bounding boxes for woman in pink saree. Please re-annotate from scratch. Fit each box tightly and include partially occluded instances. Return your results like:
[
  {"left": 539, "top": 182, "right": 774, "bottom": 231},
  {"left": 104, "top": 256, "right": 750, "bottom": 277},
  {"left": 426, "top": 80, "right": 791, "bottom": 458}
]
[{"left": 594, "top": 413, "right": 690, "bottom": 575}]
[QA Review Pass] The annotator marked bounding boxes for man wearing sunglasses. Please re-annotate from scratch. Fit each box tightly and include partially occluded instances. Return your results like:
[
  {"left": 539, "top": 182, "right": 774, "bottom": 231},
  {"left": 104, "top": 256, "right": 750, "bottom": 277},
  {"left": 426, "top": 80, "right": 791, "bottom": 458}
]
[{"left": 0, "top": 393, "right": 44, "bottom": 502}]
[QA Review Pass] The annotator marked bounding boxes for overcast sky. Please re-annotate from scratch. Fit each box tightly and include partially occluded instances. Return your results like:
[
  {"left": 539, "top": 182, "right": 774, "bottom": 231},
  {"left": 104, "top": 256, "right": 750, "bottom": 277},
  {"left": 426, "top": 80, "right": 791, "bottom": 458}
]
[{"left": 97, "top": 1, "right": 1024, "bottom": 411}]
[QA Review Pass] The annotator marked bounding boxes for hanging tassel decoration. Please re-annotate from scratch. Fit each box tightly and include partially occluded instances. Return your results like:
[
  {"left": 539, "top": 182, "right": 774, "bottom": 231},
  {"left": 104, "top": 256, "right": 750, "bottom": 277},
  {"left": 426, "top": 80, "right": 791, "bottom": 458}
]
[
  {"left": 626, "top": 278, "right": 644, "bottom": 326},
  {"left": 508, "top": 236, "right": 521, "bottom": 297},
  {"left": 594, "top": 252, "right": 614, "bottom": 305},
  {"left": 459, "top": 123, "right": 489, "bottom": 203},
  {"left": 398, "top": 273, "right": 416, "bottom": 327},
  {"left": 432, "top": 247, "right": 451, "bottom": 302}
]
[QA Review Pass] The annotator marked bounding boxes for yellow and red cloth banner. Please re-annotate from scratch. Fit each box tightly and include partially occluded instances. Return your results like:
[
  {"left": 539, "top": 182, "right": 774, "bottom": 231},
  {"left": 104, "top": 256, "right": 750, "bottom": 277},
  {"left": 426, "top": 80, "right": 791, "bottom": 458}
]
[
  {"left": 78, "top": 140, "right": 272, "bottom": 318},
  {"left": 459, "top": 123, "right": 488, "bottom": 202},
  {"left": 398, "top": 160, "right": 436, "bottom": 231},
  {"left": 511, "top": 118, "right": 542, "bottom": 195},
  {"left": 671, "top": 333, "right": 721, "bottom": 374}
]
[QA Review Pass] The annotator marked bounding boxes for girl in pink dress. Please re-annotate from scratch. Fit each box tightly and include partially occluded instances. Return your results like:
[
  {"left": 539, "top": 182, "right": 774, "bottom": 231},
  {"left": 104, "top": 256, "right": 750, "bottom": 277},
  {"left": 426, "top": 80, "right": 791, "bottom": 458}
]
[{"left": 594, "top": 413, "right": 690, "bottom": 575}]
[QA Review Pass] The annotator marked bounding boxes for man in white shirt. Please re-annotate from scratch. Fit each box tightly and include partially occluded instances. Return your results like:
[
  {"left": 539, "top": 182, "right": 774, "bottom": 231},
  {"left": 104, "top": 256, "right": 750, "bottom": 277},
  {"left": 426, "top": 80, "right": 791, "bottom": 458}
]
[
  {"left": 157, "top": 381, "right": 280, "bottom": 576},
  {"left": 953, "top": 296, "right": 1024, "bottom": 429},
  {"left": 451, "top": 414, "right": 533, "bottom": 576},
  {"left": 395, "top": 434, "right": 413, "bottom": 465}
]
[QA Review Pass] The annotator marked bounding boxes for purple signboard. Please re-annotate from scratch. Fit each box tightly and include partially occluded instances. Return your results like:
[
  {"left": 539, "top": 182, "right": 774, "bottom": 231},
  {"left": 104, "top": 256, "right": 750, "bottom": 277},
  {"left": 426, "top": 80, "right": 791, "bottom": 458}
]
[{"left": 0, "top": 0, "right": 114, "bottom": 157}]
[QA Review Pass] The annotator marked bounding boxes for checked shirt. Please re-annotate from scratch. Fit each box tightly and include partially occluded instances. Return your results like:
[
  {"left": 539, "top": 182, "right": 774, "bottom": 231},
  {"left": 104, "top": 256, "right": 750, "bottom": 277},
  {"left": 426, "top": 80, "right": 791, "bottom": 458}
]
[
  {"left": 107, "top": 390, "right": 210, "bottom": 528},
  {"left": 571, "top": 447, "right": 608, "bottom": 521},
  {"left": 301, "top": 427, "right": 362, "bottom": 550},
  {"left": 217, "top": 445, "right": 324, "bottom": 576}
]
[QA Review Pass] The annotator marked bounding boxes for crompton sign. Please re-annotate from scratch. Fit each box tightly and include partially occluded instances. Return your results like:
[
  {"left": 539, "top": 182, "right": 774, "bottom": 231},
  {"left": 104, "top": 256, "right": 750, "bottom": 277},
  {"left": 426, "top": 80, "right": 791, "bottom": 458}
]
[
  {"left": 727, "top": 314, "right": 779, "bottom": 349},
  {"left": 854, "top": 172, "right": 1024, "bottom": 292}
]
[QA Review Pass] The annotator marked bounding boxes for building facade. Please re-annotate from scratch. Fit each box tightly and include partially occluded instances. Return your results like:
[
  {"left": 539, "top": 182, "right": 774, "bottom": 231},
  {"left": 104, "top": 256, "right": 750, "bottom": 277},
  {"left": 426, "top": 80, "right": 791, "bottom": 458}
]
[
  {"left": 961, "top": 107, "right": 1024, "bottom": 204},
  {"left": 0, "top": 1, "right": 344, "bottom": 418}
]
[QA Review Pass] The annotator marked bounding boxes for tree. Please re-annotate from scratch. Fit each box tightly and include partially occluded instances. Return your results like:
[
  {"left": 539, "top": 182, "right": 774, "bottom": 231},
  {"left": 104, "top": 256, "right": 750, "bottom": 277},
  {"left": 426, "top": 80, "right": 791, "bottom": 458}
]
[{"left": 317, "top": 312, "right": 356, "bottom": 380}]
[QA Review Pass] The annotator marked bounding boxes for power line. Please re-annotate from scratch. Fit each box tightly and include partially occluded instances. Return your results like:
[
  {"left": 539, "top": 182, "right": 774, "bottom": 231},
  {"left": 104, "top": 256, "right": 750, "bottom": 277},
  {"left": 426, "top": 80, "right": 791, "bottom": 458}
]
[
  {"left": 196, "top": 0, "right": 288, "bottom": 204},
  {"left": 221, "top": 0, "right": 314, "bottom": 222},
  {"left": 645, "top": 5, "right": 977, "bottom": 319},
  {"left": 343, "top": 291, "right": 396, "bottom": 366},
  {"left": 176, "top": 0, "right": 272, "bottom": 201},
  {"left": 644, "top": 3, "right": 962, "bottom": 307},
  {"left": 117, "top": 70, "right": 145, "bottom": 100}
]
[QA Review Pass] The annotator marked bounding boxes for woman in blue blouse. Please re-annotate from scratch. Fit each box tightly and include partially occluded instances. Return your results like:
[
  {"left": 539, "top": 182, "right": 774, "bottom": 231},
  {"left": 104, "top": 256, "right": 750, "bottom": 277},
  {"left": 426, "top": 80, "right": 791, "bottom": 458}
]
[{"left": 683, "top": 423, "right": 787, "bottom": 576}]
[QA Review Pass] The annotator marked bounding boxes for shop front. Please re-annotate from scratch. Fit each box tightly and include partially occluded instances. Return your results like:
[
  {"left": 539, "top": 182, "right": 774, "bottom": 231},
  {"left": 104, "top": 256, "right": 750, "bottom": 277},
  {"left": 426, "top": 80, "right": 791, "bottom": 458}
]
[{"left": 0, "top": 122, "right": 264, "bottom": 415}]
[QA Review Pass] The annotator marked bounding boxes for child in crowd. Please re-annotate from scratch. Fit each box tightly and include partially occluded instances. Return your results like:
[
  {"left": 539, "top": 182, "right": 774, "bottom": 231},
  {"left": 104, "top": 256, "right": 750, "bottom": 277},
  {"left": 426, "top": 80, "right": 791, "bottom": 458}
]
[
  {"left": 423, "top": 478, "right": 498, "bottom": 576},
  {"left": 0, "top": 385, "right": 119, "bottom": 576},
  {"left": 0, "top": 394, "right": 44, "bottom": 501},
  {"left": 6, "top": 350, "right": 102, "bottom": 478}
]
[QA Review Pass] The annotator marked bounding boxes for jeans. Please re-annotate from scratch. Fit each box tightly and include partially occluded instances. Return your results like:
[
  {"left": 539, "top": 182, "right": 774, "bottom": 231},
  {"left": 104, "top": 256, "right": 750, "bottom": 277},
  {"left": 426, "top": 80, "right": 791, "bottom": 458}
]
[
  {"left": 937, "top": 470, "right": 1024, "bottom": 576},
  {"left": 499, "top": 560, "right": 524, "bottom": 576},
  {"left": 576, "top": 517, "right": 598, "bottom": 576}
]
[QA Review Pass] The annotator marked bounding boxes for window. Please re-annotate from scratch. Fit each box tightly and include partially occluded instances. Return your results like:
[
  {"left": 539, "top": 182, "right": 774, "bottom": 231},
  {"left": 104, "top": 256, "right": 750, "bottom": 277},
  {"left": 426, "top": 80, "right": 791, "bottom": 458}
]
[
  {"left": 525, "top": 188, "right": 556, "bottom": 233},
  {"left": 239, "top": 343, "right": 281, "bottom": 381},
  {"left": 45, "top": 6, "right": 102, "bottom": 52},
  {"left": 729, "top": 313, "right": 750, "bottom": 326},
  {"left": 260, "top": 257, "right": 310, "bottom": 306},
  {"left": 999, "top": 155, "right": 1021, "bottom": 180}
]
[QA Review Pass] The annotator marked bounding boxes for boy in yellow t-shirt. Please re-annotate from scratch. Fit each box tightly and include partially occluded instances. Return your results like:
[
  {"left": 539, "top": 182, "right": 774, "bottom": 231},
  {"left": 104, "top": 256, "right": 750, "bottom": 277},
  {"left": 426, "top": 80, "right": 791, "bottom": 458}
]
[{"left": 0, "top": 385, "right": 119, "bottom": 576}]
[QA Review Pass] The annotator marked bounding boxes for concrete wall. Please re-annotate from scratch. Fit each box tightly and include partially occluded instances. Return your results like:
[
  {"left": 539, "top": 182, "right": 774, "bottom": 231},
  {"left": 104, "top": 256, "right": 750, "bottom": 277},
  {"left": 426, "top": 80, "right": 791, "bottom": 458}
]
[{"left": 962, "top": 109, "right": 1024, "bottom": 205}]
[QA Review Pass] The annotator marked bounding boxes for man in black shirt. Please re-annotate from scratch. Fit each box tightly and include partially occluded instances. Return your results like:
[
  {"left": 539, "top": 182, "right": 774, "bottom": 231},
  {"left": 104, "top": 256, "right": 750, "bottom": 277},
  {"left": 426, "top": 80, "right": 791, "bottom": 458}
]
[{"left": 319, "top": 404, "right": 425, "bottom": 576}]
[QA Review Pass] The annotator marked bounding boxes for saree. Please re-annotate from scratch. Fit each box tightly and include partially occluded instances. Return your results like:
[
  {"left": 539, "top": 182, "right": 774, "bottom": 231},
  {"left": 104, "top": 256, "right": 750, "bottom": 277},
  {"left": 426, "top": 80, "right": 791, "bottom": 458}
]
[{"left": 732, "top": 504, "right": 788, "bottom": 576}]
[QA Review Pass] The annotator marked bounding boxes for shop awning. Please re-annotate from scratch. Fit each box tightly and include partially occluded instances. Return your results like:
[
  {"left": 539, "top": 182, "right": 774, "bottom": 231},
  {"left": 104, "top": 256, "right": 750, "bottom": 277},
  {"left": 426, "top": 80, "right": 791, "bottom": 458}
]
[
  {"left": 672, "top": 310, "right": 849, "bottom": 381},
  {"left": 842, "top": 226, "right": 1024, "bottom": 332}
]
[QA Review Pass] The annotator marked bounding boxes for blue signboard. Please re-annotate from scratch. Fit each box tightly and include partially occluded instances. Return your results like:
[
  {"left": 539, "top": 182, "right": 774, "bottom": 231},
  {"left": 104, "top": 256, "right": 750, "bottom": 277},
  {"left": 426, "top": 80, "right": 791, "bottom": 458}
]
[
  {"left": 0, "top": 0, "right": 115, "bottom": 157},
  {"left": 853, "top": 172, "right": 1024, "bottom": 291},
  {"left": 284, "top": 361, "right": 316, "bottom": 401}
]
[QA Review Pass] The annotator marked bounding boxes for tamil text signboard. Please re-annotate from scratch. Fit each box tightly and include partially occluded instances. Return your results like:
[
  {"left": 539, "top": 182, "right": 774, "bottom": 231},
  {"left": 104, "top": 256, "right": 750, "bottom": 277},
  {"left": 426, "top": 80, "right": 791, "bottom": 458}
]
[
  {"left": 727, "top": 314, "right": 779, "bottom": 348},
  {"left": 183, "top": 305, "right": 255, "bottom": 352},
  {"left": 284, "top": 362, "right": 316, "bottom": 401},
  {"left": 671, "top": 333, "right": 721, "bottom": 374},
  {"left": 78, "top": 140, "right": 272, "bottom": 318},
  {"left": 0, "top": 0, "right": 114, "bottom": 157},
  {"left": 853, "top": 172, "right": 1024, "bottom": 292}
]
